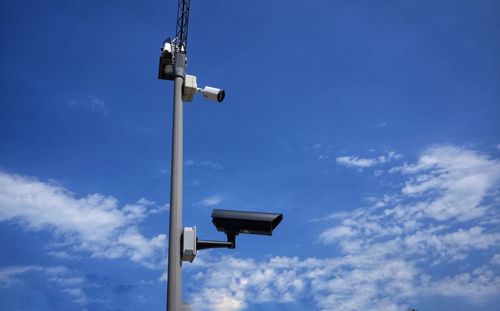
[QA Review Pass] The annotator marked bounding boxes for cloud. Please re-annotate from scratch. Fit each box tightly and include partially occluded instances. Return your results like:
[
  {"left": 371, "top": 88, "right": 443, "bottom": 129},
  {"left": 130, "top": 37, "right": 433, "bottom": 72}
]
[
  {"left": 0, "top": 266, "right": 42, "bottom": 288},
  {"left": 318, "top": 226, "right": 356, "bottom": 243},
  {"left": 303, "top": 143, "right": 334, "bottom": 162},
  {"left": 185, "top": 160, "right": 222, "bottom": 170},
  {"left": 196, "top": 195, "right": 223, "bottom": 207},
  {"left": 122, "top": 198, "right": 168, "bottom": 222},
  {"left": 336, "top": 156, "right": 377, "bottom": 168},
  {"left": 0, "top": 172, "right": 166, "bottom": 268},
  {"left": 425, "top": 265, "right": 500, "bottom": 303},
  {"left": 306, "top": 146, "right": 402, "bottom": 169},
  {"left": 0, "top": 265, "right": 92, "bottom": 305},
  {"left": 70, "top": 96, "right": 108, "bottom": 114},
  {"left": 396, "top": 145, "right": 500, "bottom": 221},
  {"left": 186, "top": 145, "right": 500, "bottom": 310},
  {"left": 336, "top": 151, "right": 403, "bottom": 168},
  {"left": 187, "top": 256, "right": 307, "bottom": 311},
  {"left": 187, "top": 254, "right": 419, "bottom": 311}
]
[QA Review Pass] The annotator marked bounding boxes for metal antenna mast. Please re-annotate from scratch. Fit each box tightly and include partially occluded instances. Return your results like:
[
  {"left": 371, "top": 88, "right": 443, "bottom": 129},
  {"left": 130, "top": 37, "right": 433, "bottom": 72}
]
[{"left": 175, "top": 0, "right": 190, "bottom": 55}]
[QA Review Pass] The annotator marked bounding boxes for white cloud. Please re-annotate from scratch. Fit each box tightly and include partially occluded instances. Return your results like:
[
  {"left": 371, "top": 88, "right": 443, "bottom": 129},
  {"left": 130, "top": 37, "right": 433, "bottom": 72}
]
[
  {"left": 196, "top": 195, "right": 223, "bottom": 207},
  {"left": 188, "top": 252, "right": 500, "bottom": 310},
  {"left": 425, "top": 265, "right": 500, "bottom": 302},
  {"left": 122, "top": 198, "right": 168, "bottom": 222},
  {"left": 187, "top": 256, "right": 307, "bottom": 311},
  {"left": 336, "top": 151, "right": 403, "bottom": 168},
  {"left": 70, "top": 96, "right": 108, "bottom": 114},
  {"left": 187, "top": 254, "right": 419, "bottom": 311},
  {"left": 0, "top": 265, "right": 92, "bottom": 305},
  {"left": 318, "top": 226, "right": 356, "bottom": 243},
  {"left": 336, "top": 156, "right": 378, "bottom": 168},
  {"left": 185, "top": 160, "right": 222, "bottom": 170},
  {"left": 398, "top": 145, "right": 500, "bottom": 221},
  {"left": 0, "top": 266, "right": 42, "bottom": 287},
  {"left": 0, "top": 172, "right": 166, "bottom": 268},
  {"left": 491, "top": 254, "right": 500, "bottom": 265},
  {"left": 303, "top": 143, "right": 334, "bottom": 162},
  {"left": 190, "top": 287, "right": 246, "bottom": 311},
  {"left": 186, "top": 145, "right": 500, "bottom": 310}
]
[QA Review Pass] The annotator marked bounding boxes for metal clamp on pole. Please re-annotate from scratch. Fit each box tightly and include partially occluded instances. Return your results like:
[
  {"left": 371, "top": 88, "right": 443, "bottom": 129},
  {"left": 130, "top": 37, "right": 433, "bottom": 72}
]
[{"left": 174, "top": 53, "right": 186, "bottom": 79}]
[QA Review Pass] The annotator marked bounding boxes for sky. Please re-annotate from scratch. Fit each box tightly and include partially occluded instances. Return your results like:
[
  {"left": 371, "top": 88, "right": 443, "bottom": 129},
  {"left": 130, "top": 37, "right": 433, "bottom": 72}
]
[{"left": 1, "top": 0, "right": 499, "bottom": 310}]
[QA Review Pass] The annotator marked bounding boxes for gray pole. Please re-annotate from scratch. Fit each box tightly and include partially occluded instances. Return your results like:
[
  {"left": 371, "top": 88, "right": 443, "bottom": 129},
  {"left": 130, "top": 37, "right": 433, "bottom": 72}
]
[{"left": 167, "top": 53, "right": 185, "bottom": 311}]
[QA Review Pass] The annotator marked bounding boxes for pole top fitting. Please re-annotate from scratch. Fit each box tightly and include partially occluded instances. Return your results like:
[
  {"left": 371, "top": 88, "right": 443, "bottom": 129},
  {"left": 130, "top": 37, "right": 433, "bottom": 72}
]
[{"left": 174, "top": 53, "right": 186, "bottom": 79}]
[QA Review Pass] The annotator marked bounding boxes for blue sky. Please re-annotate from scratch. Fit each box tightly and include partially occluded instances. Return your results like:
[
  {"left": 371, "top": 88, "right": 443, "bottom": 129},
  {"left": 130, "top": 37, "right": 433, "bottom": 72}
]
[{"left": 1, "top": 0, "right": 499, "bottom": 310}]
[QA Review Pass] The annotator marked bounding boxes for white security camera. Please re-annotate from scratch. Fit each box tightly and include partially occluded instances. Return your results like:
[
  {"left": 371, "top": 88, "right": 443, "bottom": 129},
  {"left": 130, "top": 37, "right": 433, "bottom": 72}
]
[
  {"left": 198, "top": 86, "right": 225, "bottom": 102},
  {"left": 182, "top": 74, "right": 225, "bottom": 102},
  {"left": 161, "top": 38, "right": 173, "bottom": 55}
]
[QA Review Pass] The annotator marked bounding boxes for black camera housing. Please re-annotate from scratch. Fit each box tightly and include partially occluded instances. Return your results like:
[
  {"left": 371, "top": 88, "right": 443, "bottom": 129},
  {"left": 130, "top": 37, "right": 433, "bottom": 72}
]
[
  {"left": 195, "top": 209, "right": 283, "bottom": 251},
  {"left": 211, "top": 209, "right": 283, "bottom": 236}
]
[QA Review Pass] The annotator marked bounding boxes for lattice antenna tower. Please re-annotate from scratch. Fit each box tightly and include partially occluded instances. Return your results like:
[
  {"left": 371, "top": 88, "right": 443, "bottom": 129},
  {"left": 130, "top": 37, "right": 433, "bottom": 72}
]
[{"left": 174, "top": 0, "right": 190, "bottom": 56}]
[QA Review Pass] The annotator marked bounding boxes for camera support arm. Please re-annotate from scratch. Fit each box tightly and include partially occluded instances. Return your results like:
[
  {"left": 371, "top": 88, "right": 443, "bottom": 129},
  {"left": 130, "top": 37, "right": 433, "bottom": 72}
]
[
  {"left": 197, "top": 231, "right": 236, "bottom": 250},
  {"left": 182, "top": 228, "right": 238, "bottom": 262}
]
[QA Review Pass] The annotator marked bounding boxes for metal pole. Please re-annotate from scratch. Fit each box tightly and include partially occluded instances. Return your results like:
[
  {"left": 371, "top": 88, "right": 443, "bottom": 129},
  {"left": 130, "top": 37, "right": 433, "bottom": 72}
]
[{"left": 167, "top": 53, "right": 185, "bottom": 311}]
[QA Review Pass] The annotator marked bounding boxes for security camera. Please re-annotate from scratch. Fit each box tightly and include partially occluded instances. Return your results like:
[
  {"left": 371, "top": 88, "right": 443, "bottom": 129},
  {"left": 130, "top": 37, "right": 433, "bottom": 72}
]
[
  {"left": 158, "top": 37, "right": 175, "bottom": 80},
  {"left": 211, "top": 209, "right": 283, "bottom": 236},
  {"left": 161, "top": 37, "right": 173, "bottom": 55},
  {"left": 181, "top": 209, "right": 283, "bottom": 262},
  {"left": 181, "top": 75, "right": 225, "bottom": 103},
  {"left": 198, "top": 86, "right": 225, "bottom": 102}
]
